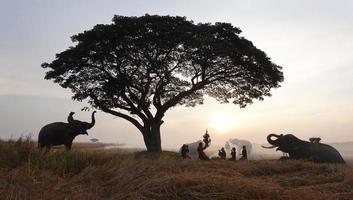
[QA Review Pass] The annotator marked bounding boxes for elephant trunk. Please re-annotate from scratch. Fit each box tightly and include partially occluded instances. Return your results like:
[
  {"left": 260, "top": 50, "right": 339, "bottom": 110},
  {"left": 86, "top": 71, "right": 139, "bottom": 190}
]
[
  {"left": 267, "top": 134, "right": 281, "bottom": 145},
  {"left": 86, "top": 111, "right": 96, "bottom": 129}
]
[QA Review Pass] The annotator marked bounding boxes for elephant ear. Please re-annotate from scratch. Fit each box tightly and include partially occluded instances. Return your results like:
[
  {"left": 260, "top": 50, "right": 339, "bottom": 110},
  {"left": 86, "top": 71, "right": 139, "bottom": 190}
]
[
  {"left": 282, "top": 141, "right": 302, "bottom": 154},
  {"left": 68, "top": 120, "right": 88, "bottom": 135}
]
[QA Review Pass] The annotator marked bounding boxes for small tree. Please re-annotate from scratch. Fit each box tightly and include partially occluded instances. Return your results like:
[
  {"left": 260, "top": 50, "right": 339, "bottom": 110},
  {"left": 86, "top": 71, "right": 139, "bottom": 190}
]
[{"left": 42, "top": 15, "right": 284, "bottom": 152}]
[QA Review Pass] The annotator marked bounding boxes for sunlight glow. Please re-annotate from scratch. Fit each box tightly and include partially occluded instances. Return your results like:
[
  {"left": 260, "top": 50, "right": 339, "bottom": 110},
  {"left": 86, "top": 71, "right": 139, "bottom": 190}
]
[{"left": 211, "top": 114, "right": 233, "bottom": 132}]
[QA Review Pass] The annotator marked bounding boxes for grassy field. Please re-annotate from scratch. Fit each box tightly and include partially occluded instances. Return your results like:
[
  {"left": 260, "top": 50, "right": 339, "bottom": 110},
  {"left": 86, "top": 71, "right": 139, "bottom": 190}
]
[{"left": 1, "top": 138, "right": 353, "bottom": 200}]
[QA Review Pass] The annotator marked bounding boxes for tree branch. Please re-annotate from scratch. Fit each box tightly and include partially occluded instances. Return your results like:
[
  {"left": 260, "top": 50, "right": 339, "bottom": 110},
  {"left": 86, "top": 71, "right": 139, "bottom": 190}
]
[
  {"left": 155, "top": 81, "right": 208, "bottom": 120},
  {"left": 90, "top": 94, "right": 145, "bottom": 132}
]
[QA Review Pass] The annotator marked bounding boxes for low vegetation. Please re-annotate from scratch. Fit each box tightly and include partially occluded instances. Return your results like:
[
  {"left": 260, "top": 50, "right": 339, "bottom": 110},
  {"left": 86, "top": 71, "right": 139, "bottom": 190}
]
[{"left": 1, "top": 137, "right": 352, "bottom": 199}]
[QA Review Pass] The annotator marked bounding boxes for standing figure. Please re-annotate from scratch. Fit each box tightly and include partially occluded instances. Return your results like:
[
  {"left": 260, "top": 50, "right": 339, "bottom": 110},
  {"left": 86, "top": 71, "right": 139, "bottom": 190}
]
[
  {"left": 197, "top": 142, "right": 210, "bottom": 160},
  {"left": 239, "top": 145, "right": 248, "bottom": 160},
  {"left": 181, "top": 144, "right": 191, "bottom": 159},
  {"left": 203, "top": 130, "right": 211, "bottom": 147},
  {"left": 218, "top": 147, "right": 226, "bottom": 159},
  {"left": 225, "top": 141, "right": 231, "bottom": 152},
  {"left": 229, "top": 147, "right": 236, "bottom": 161}
]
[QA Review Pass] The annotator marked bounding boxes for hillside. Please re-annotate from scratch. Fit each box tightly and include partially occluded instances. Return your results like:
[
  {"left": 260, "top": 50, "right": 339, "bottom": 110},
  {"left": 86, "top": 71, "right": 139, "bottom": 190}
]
[{"left": 1, "top": 138, "right": 353, "bottom": 200}]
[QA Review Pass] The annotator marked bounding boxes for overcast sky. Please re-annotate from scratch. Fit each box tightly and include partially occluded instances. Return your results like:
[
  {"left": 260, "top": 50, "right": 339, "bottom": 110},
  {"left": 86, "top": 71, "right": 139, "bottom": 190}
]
[{"left": 1, "top": 0, "right": 353, "bottom": 149}]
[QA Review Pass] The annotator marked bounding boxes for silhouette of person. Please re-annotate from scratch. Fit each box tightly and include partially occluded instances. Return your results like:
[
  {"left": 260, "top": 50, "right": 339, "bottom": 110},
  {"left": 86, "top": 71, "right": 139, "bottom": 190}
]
[
  {"left": 218, "top": 147, "right": 226, "bottom": 159},
  {"left": 203, "top": 130, "right": 211, "bottom": 147},
  {"left": 309, "top": 137, "right": 321, "bottom": 143},
  {"left": 181, "top": 144, "right": 191, "bottom": 159},
  {"left": 229, "top": 147, "right": 236, "bottom": 161},
  {"left": 67, "top": 112, "right": 75, "bottom": 123},
  {"left": 197, "top": 142, "right": 210, "bottom": 160},
  {"left": 240, "top": 145, "right": 247, "bottom": 160}
]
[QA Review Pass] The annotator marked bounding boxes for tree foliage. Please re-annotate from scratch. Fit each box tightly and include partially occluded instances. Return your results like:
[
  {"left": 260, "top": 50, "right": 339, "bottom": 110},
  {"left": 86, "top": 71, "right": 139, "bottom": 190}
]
[{"left": 42, "top": 15, "right": 284, "bottom": 152}]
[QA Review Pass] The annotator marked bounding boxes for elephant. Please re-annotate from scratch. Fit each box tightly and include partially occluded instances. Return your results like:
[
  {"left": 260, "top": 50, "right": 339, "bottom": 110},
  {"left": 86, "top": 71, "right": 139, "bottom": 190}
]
[
  {"left": 38, "top": 111, "right": 96, "bottom": 152},
  {"left": 182, "top": 140, "right": 202, "bottom": 156},
  {"left": 262, "top": 134, "right": 345, "bottom": 164}
]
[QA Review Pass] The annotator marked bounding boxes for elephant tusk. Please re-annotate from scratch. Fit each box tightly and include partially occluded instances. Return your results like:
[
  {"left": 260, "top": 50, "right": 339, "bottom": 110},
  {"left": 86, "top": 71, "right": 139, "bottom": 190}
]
[{"left": 261, "top": 145, "right": 277, "bottom": 149}]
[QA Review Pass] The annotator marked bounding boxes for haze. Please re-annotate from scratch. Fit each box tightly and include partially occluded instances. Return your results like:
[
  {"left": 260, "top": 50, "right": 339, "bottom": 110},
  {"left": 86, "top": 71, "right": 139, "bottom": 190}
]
[{"left": 1, "top": 0, "right": 353, "bottom": 149}]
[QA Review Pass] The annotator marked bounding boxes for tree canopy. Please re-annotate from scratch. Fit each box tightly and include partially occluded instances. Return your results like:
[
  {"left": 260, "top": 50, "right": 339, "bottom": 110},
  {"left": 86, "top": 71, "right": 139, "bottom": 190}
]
[{"left": 42, "top": 15, "right": 284, "bottom": 152}]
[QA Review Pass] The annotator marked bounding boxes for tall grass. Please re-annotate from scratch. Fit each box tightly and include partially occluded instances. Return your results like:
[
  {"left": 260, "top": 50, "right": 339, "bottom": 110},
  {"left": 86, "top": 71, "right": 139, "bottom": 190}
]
[
  {"left": 0, "top": 137, "right": 112, "bottom": 175},
  {"left": 0, "top": 136, "right": 37, "bottom": 169},
  {"left": 0, "top": 137, "right": 352, "bottom": 199}
]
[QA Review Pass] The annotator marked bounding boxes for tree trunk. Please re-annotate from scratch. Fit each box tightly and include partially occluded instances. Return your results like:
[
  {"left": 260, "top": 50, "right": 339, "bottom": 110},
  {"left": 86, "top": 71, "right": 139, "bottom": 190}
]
[{"left": 142, "top": 122, "right": 162, "bottom": 152}]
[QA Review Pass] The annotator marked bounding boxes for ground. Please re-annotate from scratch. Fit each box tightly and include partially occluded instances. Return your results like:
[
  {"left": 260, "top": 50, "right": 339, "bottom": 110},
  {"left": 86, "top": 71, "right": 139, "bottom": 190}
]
[{"left": 1, "top": 138, "right": 352, "bottom": 200}]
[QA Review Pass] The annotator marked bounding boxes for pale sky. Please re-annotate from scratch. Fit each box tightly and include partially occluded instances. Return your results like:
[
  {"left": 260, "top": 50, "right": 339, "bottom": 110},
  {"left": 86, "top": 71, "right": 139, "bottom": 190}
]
[{"left": 1, "top": 0, "right": 353, "bottom": 149}]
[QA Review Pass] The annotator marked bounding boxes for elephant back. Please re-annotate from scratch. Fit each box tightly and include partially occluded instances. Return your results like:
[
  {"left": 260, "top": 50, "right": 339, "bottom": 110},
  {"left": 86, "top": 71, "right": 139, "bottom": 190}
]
[
  {"left": 38, "top": 122, "right": 71, "bottom": 145},
  {"left": 39, "top": 122, "right": 70, "bottom": 135},
  {"left": 308, "top": 143, "right": 345, "bottom": 164}
]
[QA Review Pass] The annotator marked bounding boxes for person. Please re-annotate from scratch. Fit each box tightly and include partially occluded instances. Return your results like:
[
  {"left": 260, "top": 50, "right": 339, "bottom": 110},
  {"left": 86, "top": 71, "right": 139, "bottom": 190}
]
[
  {"left": 229, "top": 147, "right": 236, "bottom": 161},
  {"left": 218, "top": 147, "right": 226, "bottom": 159},
  {"left": 225, "top": 141, "right": 231, "bottom": 152},
  {"left": 67, "top": 112, "right": 75, "bottom": 123},
  {"left": 181, "top": 144, "right": 191, "bottom": 159},
  {"left": 309, "top": 137, "right": 321, "bottom": 143},
  {"left": 203, "top": 130, "right": 211, "bottom": 147},
  {"left": 239, "top": 145, "right": 247, "bottom": 160},
  {"left": 197, "top": 142, "right": 210, "bottom": 160}
]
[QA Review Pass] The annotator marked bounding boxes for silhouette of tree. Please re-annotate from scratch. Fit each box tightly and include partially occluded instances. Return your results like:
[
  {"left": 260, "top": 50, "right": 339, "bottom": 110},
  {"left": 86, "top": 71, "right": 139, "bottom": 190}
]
[{"left": 42, "top": 15, "right": 284, "bottom": 152}]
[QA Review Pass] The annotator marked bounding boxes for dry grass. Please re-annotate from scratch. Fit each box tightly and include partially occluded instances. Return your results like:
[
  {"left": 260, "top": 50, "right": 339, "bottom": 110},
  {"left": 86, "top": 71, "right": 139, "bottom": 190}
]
[{"left": 0, "top": 137, "right": 353, "bottom": 200}]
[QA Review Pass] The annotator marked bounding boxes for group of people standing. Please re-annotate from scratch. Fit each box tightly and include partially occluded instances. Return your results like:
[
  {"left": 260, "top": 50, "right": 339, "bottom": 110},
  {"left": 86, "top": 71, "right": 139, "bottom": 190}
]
[{"left": 180, "top": 130, "right": 248, "bottom": 161}]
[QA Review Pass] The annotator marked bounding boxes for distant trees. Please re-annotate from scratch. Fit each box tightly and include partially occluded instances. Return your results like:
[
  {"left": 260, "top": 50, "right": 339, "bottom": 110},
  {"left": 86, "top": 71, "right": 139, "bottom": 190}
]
[{"left": 42, "top": 15, "right": 284, "bottom": 152}]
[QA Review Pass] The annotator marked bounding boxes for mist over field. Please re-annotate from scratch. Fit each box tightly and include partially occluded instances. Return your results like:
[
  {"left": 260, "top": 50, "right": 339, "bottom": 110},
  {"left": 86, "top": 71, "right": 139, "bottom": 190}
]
[{"left": 176, "top": 141, "right": 353, "bottom": 161}]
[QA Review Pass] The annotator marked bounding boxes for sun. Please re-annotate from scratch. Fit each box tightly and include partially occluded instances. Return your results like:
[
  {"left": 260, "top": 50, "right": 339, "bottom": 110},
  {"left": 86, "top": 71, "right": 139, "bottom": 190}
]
[{"left": 211, "top": 114, "right": 233, "bottom": 131}]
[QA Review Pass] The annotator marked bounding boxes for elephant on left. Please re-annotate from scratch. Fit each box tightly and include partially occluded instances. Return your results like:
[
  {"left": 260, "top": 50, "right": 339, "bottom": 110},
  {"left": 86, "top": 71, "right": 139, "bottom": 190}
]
[{"left": 38, "top": 111, "right": 96, "bottom": 152}]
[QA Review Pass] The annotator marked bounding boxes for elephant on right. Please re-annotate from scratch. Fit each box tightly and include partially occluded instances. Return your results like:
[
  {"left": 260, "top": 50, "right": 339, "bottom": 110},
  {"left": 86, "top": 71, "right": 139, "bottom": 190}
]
[{"left": 262, "top": 134, "right": 345, "bottom": 164}]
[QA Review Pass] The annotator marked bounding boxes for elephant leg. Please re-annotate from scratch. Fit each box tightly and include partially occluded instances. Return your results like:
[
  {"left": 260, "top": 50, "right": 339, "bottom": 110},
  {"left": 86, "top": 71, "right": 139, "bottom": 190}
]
[
  {"left": 279, "top": 156, "right": 290, "bottom": 161},
  {"left": 65, "top": 143, "right": 72, "bottom": 151},
  {"left": 42, "top": 145, "right": 51, "bottom": 155},
  {"left": 38, "top": 143, "right": 44, "bottom": 151},
  {"left": 307, "top": 155, "right": 319, "bottom": 163}
]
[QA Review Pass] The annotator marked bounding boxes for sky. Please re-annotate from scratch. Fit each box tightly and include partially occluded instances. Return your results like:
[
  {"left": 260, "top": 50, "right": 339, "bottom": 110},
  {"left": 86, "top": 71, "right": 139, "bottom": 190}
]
[{"left": 1, "top": 0, "right": 353, "bottom": 149}]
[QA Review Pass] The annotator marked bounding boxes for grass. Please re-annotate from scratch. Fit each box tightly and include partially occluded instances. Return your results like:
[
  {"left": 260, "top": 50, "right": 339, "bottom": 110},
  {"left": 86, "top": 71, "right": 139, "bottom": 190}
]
[{"left": 1, "top": 137, "right": 353, "bottom": 199}]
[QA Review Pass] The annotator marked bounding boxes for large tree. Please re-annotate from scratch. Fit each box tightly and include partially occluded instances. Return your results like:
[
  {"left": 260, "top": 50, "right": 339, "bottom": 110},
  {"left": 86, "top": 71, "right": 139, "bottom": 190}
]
[{"left": 42, "top": 15, "right": 284, "bottom": 152}]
